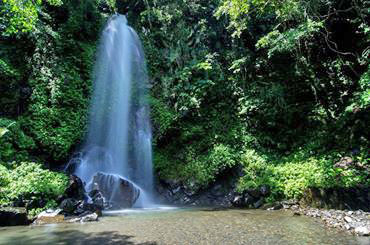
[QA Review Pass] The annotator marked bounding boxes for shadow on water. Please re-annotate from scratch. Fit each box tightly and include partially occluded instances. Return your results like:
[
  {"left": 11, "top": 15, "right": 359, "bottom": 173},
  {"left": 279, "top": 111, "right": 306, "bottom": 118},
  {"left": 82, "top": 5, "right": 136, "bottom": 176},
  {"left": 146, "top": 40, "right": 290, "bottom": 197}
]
[{"left": 3, "top": 230, "right": 157, "bottom": 245}]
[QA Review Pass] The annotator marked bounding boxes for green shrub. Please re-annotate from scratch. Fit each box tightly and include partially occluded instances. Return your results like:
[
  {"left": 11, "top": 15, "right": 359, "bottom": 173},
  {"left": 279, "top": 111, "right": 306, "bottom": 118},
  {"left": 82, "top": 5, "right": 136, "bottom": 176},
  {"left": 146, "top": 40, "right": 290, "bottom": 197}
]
[
  {"left": 0, "top": 162, "right": 68, "bottom": 213},
  {"left": 0, "top": 118, "right": 36, "bottom": 163},
  {"left": 237, "top": 148, "right": 370, "bottom": 201},
  {"left": 184, "top": 144, "right": 236, "bottom": 188}
]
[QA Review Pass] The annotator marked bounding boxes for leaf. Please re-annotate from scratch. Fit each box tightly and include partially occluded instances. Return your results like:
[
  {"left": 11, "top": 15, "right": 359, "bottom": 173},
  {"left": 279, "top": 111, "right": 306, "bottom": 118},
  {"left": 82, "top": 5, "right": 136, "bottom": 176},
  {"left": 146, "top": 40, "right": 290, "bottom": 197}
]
[{"left": 0, "top": 128, "right": 9, "bottom": 138}]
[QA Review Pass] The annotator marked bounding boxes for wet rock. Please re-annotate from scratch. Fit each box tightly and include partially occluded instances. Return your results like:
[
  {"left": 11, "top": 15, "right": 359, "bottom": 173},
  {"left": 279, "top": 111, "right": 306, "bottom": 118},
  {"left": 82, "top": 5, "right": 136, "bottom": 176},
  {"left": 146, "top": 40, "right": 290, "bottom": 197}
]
[
  {"left": 59, "top": 198, "right": 79, "bottom": 214},
  {"left": 266, "top": 202, "right": 283, "bottom": 211},
  {"left": 355, "top": 226, "right": 370, "bottom": 236},
  {"left": 183, "top": 182, "right": 198, "bottom": 196},
  {"left": 91, "top": 172, "right": 140, "bottom": 209},
  {"left": 80, "top": 212, "right": 98, "bottom": 222},
  {"left": 89, "top": 189, "right": 105, "bottom": 210},
  {"left": 210, "top": 184, "right": 224, "bottom": 197},
  {"left": 253, "top": 198, "right": 264, "bottom": 209},
  {"left": 0, "top": 207, "right": 30, "bottom": 226},
  {"left": 231, "top": 195, "right": 244, "bottom": 207},
  {"left": 65, "top": 211, "right": 100, "bottom": 223},
  {"left": 244, "top": 193, "right": 255, "bottom": 207},
  {"left": 260, "top": 185, "right": 270, "bottom": 197},
  {"left": 64, "top": 175, "right": 86, "bottom": 200},
  {"left": 74, "top": 201, "right": 95, "bottom": 216},
  {"left": 172, "top": 186, "right": 181, "bottom": 195},
  {"left": 33, "top": 209, "right": 65, "bottom": 225}
]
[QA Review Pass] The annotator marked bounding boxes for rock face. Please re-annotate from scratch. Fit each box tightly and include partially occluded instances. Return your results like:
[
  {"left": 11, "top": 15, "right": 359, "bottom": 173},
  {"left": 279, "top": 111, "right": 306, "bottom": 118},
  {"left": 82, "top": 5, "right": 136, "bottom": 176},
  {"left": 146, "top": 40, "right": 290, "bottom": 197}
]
[
  {"left": 230, "top": 186, "right": 270, "bottom": 209},
  {"left": 157, "top": 178, "right": 236, "bottom": 207},
  {"left": 301, "top": 187, "right": 370, "bottom": 212},
  {"left": 157, "top": 169, "right": 270, "bottom": 208},
  {"left": 64, "top": 174, "right": 86, "bottom": 200},
  {"left": 0, "top": 207, "right": 30, "bottom": 226},
  {"left": 90, "top": 172, "right": 140, "bottom": 209}
]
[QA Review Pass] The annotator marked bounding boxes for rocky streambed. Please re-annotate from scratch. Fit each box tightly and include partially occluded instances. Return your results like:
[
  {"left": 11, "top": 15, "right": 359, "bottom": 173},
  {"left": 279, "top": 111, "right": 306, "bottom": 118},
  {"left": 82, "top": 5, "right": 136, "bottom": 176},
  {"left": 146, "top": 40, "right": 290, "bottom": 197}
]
[{"left": 279, "top": 200, "right": 370, "bottom": 236}]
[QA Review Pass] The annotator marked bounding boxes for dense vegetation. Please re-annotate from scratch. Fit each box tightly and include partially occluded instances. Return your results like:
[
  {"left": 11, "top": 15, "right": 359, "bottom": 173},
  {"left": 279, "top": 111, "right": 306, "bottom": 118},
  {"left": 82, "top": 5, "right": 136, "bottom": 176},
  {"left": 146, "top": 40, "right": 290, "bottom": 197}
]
[{"left": 0, "top": 0, "right": 368, "bottom": 212}]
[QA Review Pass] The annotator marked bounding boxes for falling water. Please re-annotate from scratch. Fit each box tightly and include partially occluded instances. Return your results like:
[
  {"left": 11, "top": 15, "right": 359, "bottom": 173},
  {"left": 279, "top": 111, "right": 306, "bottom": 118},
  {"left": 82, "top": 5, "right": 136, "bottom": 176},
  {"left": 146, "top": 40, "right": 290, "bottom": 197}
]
[{"left": 68, "top": 14, "right": 154, "bottom": 208}]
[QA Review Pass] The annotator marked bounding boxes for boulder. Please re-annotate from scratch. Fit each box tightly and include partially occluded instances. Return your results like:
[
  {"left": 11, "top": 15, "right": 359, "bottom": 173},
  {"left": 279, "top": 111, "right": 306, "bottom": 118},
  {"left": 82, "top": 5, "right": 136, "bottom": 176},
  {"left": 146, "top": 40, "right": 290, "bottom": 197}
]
[
  {"left": 74, "top": 201, "right": 102, "bottom": 216},
  {"left": 80, "top": 212, "right": 99, "bottom": 222},
  {"left": 59, "top": 198, "right": 79, "bottom": 214},
  {"left": 231, "top": 195, "right": 244, "bottom": 207},
  {"left": 64, "top": 175, "right": 86, "bottom": 200},
  {"left": 243, "top": 193, "right": 255, "bottom": 207},
  {"left": 0, "top": 207, "right": 30, "bottom": 226},
  {"left": 253, "top": 198, "right": 264, "bottom": 209},
  {"left": 89, "top": 189, "right": 105, "bottom": 210},
  {"left": 33, "top": 209, "right": 65, "bottom": 225},
  {"left": 91, "top": 172, "right": 140, "bottom": 209},
  {"left": 260, "top": 185, "right": 270, "bottom": 197},
  {"left": 264, "top": 202, "right": 283, "bottom": 211},
  {"left": 65, "top": 211, "right": 99, "bottom": 223}
]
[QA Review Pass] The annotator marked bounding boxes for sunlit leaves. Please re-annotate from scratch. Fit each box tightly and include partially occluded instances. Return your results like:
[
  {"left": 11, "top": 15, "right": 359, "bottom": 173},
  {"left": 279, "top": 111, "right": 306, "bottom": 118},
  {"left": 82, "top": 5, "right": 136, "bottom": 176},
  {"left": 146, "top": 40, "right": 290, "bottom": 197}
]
[{"left": 0, "top": 0, "right": 63, "bottom": 36}]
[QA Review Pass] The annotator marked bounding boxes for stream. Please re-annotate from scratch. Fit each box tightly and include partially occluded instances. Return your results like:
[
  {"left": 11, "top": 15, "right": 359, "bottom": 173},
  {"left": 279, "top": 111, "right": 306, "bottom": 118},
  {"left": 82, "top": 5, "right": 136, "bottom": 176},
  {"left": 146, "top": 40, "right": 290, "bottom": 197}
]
[{"left": 0, "top": 208, "right": 369, "bottom": 244}]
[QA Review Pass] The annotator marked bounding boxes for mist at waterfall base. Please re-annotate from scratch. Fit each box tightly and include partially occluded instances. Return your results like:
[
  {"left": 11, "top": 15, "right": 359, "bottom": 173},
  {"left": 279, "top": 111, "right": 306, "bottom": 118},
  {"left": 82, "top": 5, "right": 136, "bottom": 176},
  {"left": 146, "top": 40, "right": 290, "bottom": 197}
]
[{"left": 66, "top": 15, "right": 156, "bottom": 209}]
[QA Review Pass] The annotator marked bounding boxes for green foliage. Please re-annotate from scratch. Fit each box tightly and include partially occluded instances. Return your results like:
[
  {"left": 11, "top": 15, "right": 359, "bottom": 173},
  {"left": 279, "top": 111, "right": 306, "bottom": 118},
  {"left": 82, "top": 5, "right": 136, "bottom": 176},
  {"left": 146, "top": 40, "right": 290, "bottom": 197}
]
[
  {"left": 0, "top": 0, "right": 110, "bottom": 164},
  {"left": 0, "top": 118, "right": 36, "bottom": 163},
  {"left": 184, "top": 144, "right": 236, "bottom": 187},
  {"left": 150, "top": 97, "right": 178, "bottom": 142},
  {"left": 0, "top": 59, "right": 20, "bottom": 78},
  {"left": 138, "top": 0, "right": 369, "bottom": 194},
  {"left": 347, "top": 66, "right": 370, "bottom": 110},
  {"left": 238, "top": 148, "right": 369, "bottom": 201},
  {"left": 0, "top": 162, "right": 68, "bottom": 212},
  {"left": 0, "top": 0, "right": 63, "bottom": 36},
  {"left": 0, "top": 0, "right": 368, "bottom": 204},
  {"left": 216, "top": 0, "right": 301, "bottom": 36},
  {"left": 256, "top": 19, "right": 324, "bottom": 58}
]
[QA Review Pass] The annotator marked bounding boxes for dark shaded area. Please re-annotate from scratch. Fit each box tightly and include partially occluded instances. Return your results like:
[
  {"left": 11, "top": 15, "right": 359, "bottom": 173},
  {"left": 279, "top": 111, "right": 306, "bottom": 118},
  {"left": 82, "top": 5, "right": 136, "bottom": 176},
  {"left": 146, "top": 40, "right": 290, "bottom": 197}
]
[
  {"left": 0, "top": 207, "right": 31, "bottom": 227},
  {"left": 301, "top": 187, "right": 370, "bottom": 212},
  {"left": 2, "top": 230, "right": 157, "bottom": 245}
]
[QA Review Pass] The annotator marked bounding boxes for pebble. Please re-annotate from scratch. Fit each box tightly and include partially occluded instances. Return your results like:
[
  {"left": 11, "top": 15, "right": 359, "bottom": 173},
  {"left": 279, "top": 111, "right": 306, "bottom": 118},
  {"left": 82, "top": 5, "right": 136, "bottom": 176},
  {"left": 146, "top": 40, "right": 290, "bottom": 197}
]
[
  {"left": 344, "top": 216, "right": 353, "bottom": 223},
  {"left": 283, "top": 205, "right": 370, "bottom": 236}
]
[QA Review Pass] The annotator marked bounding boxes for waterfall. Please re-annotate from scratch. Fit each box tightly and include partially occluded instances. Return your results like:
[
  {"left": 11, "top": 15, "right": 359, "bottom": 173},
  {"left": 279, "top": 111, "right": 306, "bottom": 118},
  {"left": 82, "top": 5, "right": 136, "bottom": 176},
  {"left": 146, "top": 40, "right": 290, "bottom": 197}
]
[{"left": 68, "top": 14, "right": 154, "bottom": 208}]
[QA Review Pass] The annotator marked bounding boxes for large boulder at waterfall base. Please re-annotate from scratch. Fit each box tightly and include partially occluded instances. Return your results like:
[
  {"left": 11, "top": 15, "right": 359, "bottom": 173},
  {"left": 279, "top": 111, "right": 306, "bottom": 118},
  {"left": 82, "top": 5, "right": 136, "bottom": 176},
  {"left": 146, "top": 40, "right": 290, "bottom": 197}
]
[{"left": 91, "top": 172, "right": 140, "bottom": 209}]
